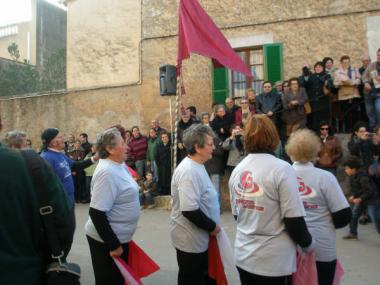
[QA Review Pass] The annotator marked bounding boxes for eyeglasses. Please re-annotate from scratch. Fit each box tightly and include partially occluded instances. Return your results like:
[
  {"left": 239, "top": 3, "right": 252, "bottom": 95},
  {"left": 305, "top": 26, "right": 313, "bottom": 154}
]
[
  {"left": 241, "top": 102, "right": 248, "bottom": 104},
  {"left": 320, "top": 127, "right": 329, "bottom": 130}
]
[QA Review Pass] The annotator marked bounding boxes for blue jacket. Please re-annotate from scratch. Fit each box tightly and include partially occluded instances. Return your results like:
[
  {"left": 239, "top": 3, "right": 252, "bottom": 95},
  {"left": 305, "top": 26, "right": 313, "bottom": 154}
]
[{"left": 41, "top": 150, "right": 75, "bottom": 202}]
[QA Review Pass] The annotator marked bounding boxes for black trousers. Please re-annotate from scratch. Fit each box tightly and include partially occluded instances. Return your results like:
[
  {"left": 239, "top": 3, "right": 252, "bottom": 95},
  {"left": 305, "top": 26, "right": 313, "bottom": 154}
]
[
  {"left": 237, "top": 266, "right": 292, "bottom": 285},
  {"left": 87, "top": 236, "right": 129, "bottom": 285},
  {"left": 316, "top": 260, "right": 336, "bottom": 285},
  {"left": 176, "top": 248, "right": 216, "bottom": 285}
]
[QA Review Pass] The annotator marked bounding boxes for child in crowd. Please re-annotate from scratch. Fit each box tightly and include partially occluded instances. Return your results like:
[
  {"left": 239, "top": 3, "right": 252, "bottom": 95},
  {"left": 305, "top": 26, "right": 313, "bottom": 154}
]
[
  {"left": 343, "top": 156, "right": 380, "bottom": 240},
  {"left": 139, "top": 171, "right": 157, "bottom": 209}
]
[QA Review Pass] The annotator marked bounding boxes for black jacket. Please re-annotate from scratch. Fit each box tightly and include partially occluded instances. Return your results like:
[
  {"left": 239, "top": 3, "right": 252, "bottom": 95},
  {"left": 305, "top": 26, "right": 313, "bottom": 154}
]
[
  {"left": 211, "top": 115, "right": 232, "bottom": 141},
  {"left": 349, "top": 170, "right": 376, "bottom": 204},
  {"left": 205, "top": 137, "right": 225, "bottom": 175},
  {"left": 348, "top": 137, "right": 376, "bottom": 167},
  {"left": 304, "top": 72, "right": 331, "bottom": 111}
]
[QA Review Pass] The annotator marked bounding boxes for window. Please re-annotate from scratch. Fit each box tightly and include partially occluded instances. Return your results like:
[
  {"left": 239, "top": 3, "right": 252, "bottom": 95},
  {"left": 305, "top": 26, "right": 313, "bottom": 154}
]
[
  {"left": 0, "top": 25, "right": 18, "bottom": 38},
  {"left": 211, "top": 43, "right": 283, "bottom": 103},
  {"left": 232, "top": 47, "right": 264, "bottom": 97}
]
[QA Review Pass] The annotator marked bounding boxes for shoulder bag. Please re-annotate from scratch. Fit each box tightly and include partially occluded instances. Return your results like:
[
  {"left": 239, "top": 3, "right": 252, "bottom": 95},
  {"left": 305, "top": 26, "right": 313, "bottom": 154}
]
[{"left": 21, "top": 150, "right": 81, "bottom": 285}]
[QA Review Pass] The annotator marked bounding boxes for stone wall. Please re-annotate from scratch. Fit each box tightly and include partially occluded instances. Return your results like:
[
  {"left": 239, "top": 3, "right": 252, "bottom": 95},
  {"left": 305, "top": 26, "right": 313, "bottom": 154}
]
[{"left": 66, "top": 0, "right": 141, "bottom": 90}]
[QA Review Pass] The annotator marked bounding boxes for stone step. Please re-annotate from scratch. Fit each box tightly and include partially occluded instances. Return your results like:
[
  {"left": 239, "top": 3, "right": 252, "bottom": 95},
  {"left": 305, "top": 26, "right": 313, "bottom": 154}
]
[{"left": 154, "top": 195, "right": 172, "bottom": 210}]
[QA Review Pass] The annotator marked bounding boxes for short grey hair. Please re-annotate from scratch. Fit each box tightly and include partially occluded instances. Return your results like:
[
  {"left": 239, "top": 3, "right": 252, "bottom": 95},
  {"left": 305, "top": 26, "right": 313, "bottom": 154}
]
[
  {"left": 3, "top": 130, "right": 27, "bottom": 149},
  {"left": 96, "top": 128, "right": 122, "bottom": 159},
  {"left": 183, "top": 124, "right": 216, "bottom": 155}
]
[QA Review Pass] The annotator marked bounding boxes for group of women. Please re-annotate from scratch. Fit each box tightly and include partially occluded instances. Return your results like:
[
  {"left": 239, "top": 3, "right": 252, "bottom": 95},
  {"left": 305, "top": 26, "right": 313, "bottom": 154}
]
[
  {"left": 171, "top": 116, "right": 351, "bottom": 285},
  {"left": 85, "top": 115, "right": 352, "bottom": 285}
]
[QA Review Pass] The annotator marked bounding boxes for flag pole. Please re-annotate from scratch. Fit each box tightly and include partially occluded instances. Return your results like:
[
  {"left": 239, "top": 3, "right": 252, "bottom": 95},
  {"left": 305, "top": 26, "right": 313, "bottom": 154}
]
[{"left": 172, "top": 74, "right": 181, "bottom": 171}]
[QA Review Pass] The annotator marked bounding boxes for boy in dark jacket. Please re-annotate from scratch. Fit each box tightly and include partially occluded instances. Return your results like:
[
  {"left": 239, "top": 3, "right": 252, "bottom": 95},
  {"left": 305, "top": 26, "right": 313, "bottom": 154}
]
[{"left": 343, "top": 156, "right": 380, "bottom": 240}]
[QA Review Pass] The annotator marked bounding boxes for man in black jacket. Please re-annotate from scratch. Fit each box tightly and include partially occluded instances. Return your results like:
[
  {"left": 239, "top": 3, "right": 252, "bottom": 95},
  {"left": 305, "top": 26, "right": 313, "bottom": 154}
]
[{"left": 255, "top": 81, "right": 282, "bottom": 129}]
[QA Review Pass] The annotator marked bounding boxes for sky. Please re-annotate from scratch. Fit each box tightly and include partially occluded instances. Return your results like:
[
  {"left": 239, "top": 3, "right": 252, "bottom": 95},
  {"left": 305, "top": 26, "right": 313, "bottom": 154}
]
[{"left": 0, "top": 0, "right": 66, "bottom": 28}]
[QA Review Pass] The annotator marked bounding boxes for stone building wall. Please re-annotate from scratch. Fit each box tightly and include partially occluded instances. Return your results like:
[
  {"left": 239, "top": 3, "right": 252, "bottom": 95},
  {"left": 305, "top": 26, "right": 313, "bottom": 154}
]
[
  {"left": 1, "top": 1, "right": 380, "bottom": 146},
  {"left": 66, "top": 0, "right": 141, "bottom": 90}
]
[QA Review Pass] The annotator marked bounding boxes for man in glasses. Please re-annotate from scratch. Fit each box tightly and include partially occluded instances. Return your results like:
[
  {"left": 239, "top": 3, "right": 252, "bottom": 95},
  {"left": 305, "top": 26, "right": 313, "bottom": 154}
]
[{"left": 255, "top": 81, "right": 283, "bottom": 130}]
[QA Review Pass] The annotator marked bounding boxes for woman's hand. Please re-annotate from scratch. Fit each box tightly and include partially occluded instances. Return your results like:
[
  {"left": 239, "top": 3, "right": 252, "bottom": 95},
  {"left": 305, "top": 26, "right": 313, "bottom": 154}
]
[
  {"left": 210, "top": 224, "right": 221, "bottom": 236},
  {"left": 109, "top": 246, "right": 123, "bottom": 257}
]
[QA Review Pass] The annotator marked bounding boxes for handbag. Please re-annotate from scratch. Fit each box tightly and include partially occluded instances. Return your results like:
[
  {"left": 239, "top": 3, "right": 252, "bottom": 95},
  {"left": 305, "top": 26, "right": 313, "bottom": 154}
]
[
  {"left": 303, "top": 102, "right": 312, "bottom": 114},
  {"left": 21, "top": 150, "right": 81, "bottom": 285}
]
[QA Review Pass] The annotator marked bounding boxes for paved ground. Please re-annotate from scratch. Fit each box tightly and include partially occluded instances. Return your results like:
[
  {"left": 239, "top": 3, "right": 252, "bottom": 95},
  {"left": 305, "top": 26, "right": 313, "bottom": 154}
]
[{"left": 70, "top": 204, "right": 380, "bottom": 285}]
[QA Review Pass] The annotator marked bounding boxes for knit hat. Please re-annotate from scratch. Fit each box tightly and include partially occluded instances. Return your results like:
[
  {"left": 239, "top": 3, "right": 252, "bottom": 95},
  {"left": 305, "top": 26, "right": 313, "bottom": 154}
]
[{"left": 41, "top": 128, "right": 59, "bottom": 149}]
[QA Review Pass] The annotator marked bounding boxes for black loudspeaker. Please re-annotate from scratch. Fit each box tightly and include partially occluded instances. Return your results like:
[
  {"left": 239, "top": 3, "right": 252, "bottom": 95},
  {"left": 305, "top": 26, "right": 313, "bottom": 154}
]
[{"left": 159, "top": 65, "right": 177, "bottom": 96}]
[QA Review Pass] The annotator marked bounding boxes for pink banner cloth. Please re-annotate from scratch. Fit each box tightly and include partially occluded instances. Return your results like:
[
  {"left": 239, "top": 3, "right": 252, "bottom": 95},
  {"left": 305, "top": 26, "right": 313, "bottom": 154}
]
[{"left": 177, "top": 0, "right": 252, "bottom": 78}]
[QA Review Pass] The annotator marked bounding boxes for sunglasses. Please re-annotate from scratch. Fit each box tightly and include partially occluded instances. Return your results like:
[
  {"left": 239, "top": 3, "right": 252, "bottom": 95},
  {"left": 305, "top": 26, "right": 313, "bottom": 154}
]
[{"left": 320, "top": 127, "right": 329, "bottom": 130}]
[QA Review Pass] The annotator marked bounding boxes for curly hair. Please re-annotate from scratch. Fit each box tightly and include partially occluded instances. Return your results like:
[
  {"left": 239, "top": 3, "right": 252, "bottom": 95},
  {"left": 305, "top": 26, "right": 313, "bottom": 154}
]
[{"left": 285, "top": 128, "right": 322, "bottom": 163}]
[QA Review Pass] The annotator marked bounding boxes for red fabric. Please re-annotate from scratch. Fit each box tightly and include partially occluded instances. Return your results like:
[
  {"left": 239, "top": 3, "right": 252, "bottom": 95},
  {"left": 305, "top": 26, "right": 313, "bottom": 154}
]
[
  {"left": 292, "top": 251, "right": 318, "bottom": 285},
  {"left": 177, "top": 0, "right": 252, "bottom": 78},
  {"left": 208, "top": 236, "right": 228, "bottom": 285},
  {"left": 332, "top": 259, "right": 344, "bottom": 285},
  {"left": 128, "top": 240, "right": 160, "bottom": 278}
]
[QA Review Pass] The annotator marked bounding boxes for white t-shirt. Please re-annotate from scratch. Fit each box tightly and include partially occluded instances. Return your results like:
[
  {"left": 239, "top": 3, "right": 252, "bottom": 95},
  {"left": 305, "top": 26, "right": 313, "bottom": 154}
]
[
  {"left": 170, "top": 157, "right": 220, "bottom": 253},
  {"left": 85, "top": 159, "right": 140, "bottom": 243},
  {"left": 293, "top": 162, "right": 349, "bottom": 262},
  {"left": 229, "top": 153, "right": 305, "bottom": 276}
]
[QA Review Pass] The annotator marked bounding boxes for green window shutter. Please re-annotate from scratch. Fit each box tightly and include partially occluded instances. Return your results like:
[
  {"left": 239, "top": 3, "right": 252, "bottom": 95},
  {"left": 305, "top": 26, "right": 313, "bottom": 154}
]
[
  {"left": 264, "top": 43, "right": 283, "bottom": 85},
  {"left": 212, "top": 67, "right": 229, "bottom": 104}
]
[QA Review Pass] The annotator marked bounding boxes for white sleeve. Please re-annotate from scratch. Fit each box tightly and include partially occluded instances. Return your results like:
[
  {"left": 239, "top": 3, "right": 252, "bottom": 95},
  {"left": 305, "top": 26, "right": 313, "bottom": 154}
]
[
  {"left": 178, "top": 171, "right": 201, "bottom": 211},
  {"left": 228, "top": 171, "right": 238, "bottom": 216},
  {"left": 322, "top": 172, "right": 349, "bottom": 213},
  {"left": 277, "top": 165, "right": 305, "bottom": 218},
  {"left": 90, "top": 170, "right": 117, "bottom": 212}
]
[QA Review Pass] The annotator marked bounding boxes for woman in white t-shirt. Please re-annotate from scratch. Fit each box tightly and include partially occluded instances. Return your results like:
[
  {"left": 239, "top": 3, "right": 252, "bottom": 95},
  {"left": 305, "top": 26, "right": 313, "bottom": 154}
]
[
  {"left": 286, "top": 128, "right": 351, "bottom": 285},
  {"left": 170, "top": 124, "right": 221, "bottom": 285},
  {"left": 229, "top": 115, "right": 313, "bottom": 285},
  {"left": 85, "top": 128, "right": 140, "bottom": 285}
]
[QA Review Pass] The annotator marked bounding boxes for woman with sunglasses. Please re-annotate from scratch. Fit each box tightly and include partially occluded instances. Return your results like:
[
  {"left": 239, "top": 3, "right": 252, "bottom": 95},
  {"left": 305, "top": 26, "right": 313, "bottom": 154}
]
[{"left": 315, "top": 121, "right": 342, "bottom": 176}]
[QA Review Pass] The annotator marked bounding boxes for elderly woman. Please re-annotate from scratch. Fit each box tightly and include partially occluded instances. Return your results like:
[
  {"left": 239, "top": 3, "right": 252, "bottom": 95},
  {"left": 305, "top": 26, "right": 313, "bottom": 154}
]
[
  {"left": 281, "top": 77, "right": 309, "bottom": 137},
  {"left": 211, "top": 104, "right": 232, "bottom": 141},
  {"left": 170, "top": 124, "right": 221, "bottom": 285},
  {"left": 229, "top": 115, "right": 312, "bottom": 285},
  {"left": 85, "top": 128, "right": 140, "bottom": 285},
  {"left": 235, "top": 97, "right": 255, "bottom": 127},
  {"left": 286, "top": 129, "right": 351, "bottom": 285}
]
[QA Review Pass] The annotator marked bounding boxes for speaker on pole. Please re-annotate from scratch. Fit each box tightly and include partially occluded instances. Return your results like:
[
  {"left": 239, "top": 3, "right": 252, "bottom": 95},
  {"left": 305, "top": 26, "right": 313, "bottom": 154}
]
[{"left": 159, "top": 65, "right": 177, "bottom": 96}]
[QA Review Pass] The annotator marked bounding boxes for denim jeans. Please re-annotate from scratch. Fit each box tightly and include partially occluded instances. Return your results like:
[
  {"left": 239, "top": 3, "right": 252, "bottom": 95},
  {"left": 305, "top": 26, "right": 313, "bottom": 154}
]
[
  {"left": 367, "top": 204, "right": 380, "bottom": 234},
  {"left": 147, "top": 160, "right": 159, "bottom": 182},
  {"left": 364, "top": 94, "right": 380, "bottom": 131},
  {"left": 210, "top": 174, "right": 222, "bottom": 207},
  {"left": 350, "top": 203, "right": 380, "bottom": 235},
  {"left": 139, "top": 191, "right": 155, "bottom": 206}
]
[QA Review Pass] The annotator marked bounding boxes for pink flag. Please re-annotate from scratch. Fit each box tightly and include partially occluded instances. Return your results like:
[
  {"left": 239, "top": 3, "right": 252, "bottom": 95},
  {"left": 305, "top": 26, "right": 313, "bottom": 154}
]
[
  {"left": 113, "top": 257, "right": 142, "bottom": 285},
  {"left": 177, "top": 0, "right": 252, "bottom": 78},
  {"left": 113, "top": 241, "right": 160, "bottom": 285},
  {"left": 332, "top": 259, "right": 344, "bottom": 285}
]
